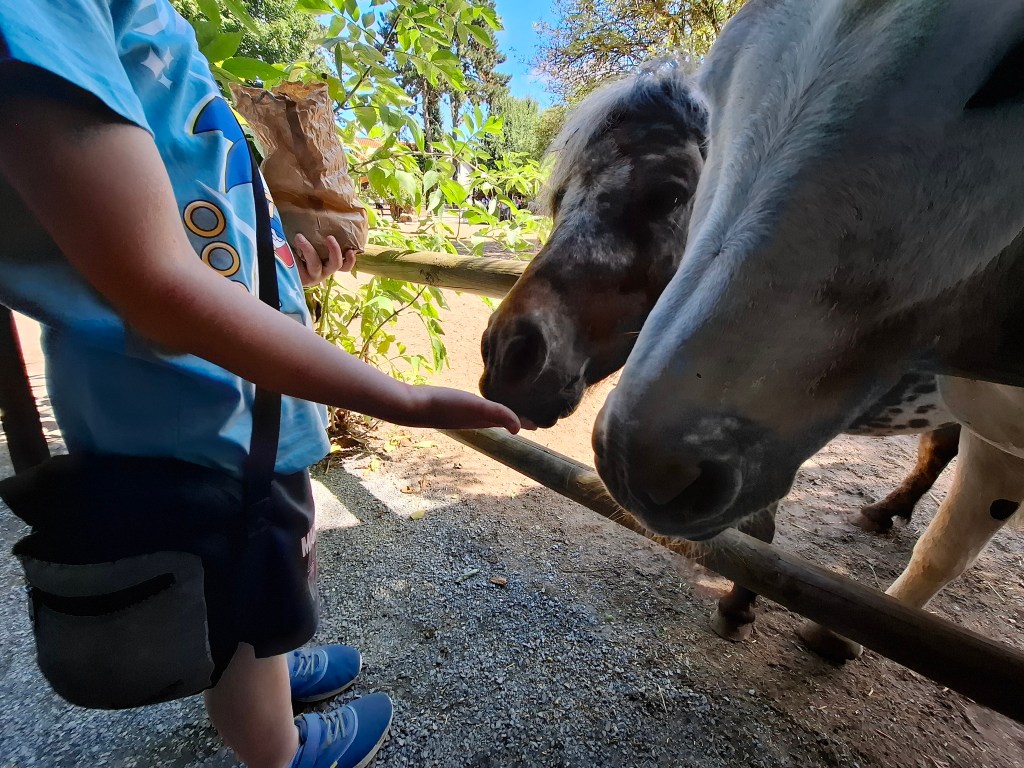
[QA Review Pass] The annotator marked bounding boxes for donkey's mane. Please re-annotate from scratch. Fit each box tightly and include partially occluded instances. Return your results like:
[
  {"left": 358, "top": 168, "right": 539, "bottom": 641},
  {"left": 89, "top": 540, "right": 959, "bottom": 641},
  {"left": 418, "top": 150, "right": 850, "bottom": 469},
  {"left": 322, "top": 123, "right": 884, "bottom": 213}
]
[{"left": 541, "top": 58, "right": 708, "bottom": 215}]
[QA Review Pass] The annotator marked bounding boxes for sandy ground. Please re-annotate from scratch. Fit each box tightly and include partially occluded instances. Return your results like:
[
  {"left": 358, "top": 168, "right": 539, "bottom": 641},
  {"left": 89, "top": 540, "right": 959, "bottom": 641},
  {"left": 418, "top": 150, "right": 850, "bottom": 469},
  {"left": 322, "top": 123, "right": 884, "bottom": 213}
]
[{"left": 2, "top": 291, "right": 1024, "bottom": 767}]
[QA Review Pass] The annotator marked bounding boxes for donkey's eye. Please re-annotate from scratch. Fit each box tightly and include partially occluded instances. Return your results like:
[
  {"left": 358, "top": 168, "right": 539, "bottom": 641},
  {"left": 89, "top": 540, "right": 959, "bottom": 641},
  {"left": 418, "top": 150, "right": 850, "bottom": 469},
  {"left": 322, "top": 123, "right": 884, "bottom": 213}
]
[{"left": 643, "top": 183, "right": 687, "bottom": 217}]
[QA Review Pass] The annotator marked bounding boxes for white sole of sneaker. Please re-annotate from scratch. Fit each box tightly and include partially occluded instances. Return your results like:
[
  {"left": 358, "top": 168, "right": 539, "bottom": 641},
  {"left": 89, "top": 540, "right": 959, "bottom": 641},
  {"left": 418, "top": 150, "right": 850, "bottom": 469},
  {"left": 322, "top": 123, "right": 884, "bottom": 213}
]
[{"left": 350, "top": 731, "right": 390, "bottom": 768}]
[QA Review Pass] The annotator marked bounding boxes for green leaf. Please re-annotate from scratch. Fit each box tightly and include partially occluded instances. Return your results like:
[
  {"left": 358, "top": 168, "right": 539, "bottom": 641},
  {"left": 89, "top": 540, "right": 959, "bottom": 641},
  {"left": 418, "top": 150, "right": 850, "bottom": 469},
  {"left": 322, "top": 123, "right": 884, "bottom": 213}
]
[
  {"left": 221, "top": 57, "right": 285, "bottom": 83},
  {"left": 209, "top": 63, "right": 242, "bottom": 85},
  {"left": 430, "top": 335, "right": 447, "bottom": 371},
  {"left": 467, "top": 23, "right": 492, "bottom": 47},
  {"left": 366, "top": 295, "right": 396, "bottom": 313},
  {"left": 394, "top": 170, "right": 418, "bottom": 201},
  {"left": 406, "top": 120, "right": 425, "bottom": 152},
  {"left": 196, "top": 0, "right": 220, "bottom": 24},
  {"left": 430, "top": 49, "right": 460, "bottom": 64},
  {"left": 366, "top": 166, "right": 389, "bottom": 197},
  {"left": 334, "top": 45, "right": 345, "bottom": 79},
  {"left": 480, "top": 6, "right": 502, "bottom": 30},
  {"left": 354, "top": 106, "right": 377, "bottom": 132},
  {"left": 439, "top": 179, "right": 469, "bottom": 206},
  {"left": 422, "top": 169, "right": 442, "bottom": 192},
  {"left": 193, "top": 18, "right": 219, "bottom": 49},
  {"left": 220, "top": 0, "right": 260, "bottom": 33},
  {"left": 201, "top": 30, "right": 244, "bottom": 63}
]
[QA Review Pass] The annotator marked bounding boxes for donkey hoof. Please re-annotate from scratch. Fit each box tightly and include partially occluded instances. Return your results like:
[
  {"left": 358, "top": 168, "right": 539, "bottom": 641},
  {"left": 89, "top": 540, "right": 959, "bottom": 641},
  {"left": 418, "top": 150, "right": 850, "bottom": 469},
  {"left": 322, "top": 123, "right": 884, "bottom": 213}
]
[
  {"left": 849, "top": 508, "right": 895, "bottom": 534},
  {"left": 710, "top": 608, "right": 754, "bottom": 642},
  {"left": 797, "top": 621, "right": 863, "bottom": 662}
]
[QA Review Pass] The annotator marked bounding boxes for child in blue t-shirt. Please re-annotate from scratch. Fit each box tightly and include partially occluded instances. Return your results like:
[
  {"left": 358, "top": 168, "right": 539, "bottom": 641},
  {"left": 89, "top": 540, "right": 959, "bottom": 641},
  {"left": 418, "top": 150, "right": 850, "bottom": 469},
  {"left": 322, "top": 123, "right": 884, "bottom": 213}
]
[{"left": 0, "top": 2, "right": 522, "bottom": 767}]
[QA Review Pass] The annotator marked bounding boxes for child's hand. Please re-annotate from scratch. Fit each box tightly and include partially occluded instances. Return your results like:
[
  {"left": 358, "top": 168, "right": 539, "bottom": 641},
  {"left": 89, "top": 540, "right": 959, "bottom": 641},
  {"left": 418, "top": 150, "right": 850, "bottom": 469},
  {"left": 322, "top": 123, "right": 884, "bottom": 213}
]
[
  {"left": 412, "top": 386, "right": 528, "bottom": 433},
  {"left": 294, "top": 234, "right": 357, "bottom": 287}
]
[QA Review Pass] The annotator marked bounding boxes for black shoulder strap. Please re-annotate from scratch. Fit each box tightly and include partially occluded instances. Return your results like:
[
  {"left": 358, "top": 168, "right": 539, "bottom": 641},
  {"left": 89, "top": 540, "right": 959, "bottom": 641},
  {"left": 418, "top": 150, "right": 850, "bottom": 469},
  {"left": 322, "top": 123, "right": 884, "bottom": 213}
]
[
  {"left": 244, "top": 154, "right": 283, "bottom": 511},
  {"left": 0, "top": 149, "right": 283, "bottom": 512}
]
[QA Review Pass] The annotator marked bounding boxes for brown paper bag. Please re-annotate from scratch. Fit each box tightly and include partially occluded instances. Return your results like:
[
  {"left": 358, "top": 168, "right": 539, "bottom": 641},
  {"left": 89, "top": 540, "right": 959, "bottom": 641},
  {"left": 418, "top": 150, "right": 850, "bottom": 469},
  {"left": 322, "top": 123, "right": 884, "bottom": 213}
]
[{"left": 231, "top": 81, "right": 368, "bottom": 255}]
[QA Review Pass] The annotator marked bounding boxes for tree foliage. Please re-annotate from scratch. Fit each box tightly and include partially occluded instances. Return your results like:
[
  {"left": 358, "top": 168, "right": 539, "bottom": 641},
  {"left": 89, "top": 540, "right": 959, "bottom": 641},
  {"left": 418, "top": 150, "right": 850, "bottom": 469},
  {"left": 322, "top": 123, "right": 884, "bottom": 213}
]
[
  {"left": 533, "top": 105, "right": 568, "bottom": 159},
  {"left": 535, "top": 0, "right": 747, "bottom": 102},
  {"left": 485, "top": 91, "right": 542, "bottom": 160},
  {"left": 178, "top": 0, "right": 550, "bottom": 433},
  {"left": 449, "top": 0, "right": 511, "bottom": 123},
  {"left": 386, "top": 0, "right": 510, "bottom": 145},
  {"left": 173, "top": 0, "right": 325, "bottom": 69}
]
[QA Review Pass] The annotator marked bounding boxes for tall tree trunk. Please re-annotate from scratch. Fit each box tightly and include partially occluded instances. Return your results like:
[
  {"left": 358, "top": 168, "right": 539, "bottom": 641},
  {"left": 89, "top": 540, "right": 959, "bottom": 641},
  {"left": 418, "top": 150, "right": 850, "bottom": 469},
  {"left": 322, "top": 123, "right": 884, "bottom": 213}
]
[
  {"left": 450, "top": 90, "right": 464, "bottom": 130},
  {"left": 421, "top": 81, "right": 437, "bottom": 146}
]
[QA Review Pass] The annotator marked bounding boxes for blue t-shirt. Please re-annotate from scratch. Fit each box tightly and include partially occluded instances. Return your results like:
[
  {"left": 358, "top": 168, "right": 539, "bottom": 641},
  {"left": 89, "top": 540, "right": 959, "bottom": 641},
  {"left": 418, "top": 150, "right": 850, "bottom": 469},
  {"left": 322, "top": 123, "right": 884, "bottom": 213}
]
[{"left": 0, "top": 0, "right": 330, "bottom": 476}]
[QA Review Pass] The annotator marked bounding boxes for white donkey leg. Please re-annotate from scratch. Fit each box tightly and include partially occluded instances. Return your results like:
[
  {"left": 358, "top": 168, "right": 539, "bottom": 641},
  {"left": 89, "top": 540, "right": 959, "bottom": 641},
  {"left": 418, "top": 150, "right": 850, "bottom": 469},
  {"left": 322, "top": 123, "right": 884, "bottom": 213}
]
[
  {"left": 800, "top": 428, "right": 1024, "bottom": 661},
  {"left": 887, "top": 428, "right": 1024, "bottom": 605}
]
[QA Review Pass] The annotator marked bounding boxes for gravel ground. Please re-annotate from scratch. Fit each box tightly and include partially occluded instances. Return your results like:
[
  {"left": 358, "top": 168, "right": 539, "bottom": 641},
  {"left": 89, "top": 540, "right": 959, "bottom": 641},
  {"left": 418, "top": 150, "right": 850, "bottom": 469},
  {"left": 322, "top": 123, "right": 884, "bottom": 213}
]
[{"left": 0, "top": 450, "right": 859, "bottom": 768}]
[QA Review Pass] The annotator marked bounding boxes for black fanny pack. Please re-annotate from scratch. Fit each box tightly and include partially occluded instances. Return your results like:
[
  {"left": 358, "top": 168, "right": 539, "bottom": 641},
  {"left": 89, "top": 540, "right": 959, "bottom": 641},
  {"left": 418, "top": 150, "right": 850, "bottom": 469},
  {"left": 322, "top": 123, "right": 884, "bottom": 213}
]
[{"left": 0, "top": 154, "right": 312, "bottom": 709}]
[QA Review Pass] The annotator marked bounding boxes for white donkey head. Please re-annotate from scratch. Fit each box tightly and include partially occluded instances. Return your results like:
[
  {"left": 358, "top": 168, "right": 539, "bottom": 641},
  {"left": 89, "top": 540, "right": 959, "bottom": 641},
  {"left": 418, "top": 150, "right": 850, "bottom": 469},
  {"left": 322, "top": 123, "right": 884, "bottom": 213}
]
[{"left": 594, "top": 0, "right": 1024, "bottom": 540}]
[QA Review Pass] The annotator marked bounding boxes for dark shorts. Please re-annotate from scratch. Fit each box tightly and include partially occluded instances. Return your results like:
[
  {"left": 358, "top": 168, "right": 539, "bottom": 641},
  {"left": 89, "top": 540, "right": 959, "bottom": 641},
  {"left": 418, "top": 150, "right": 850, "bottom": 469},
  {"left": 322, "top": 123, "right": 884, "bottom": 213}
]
[
  {"left": 232, "top": 470, "right": 320, "bottom": 658},
  {"left": 10, "top": 462, "right": 322, "bottom": 660}
]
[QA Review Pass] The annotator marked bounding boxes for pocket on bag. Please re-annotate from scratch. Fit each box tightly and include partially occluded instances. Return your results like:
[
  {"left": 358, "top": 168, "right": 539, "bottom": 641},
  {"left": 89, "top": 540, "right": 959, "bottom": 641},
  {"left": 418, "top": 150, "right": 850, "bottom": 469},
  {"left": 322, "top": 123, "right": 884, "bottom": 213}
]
[{"left": 19, "top": 550, "right": 215, "bottom": 709}]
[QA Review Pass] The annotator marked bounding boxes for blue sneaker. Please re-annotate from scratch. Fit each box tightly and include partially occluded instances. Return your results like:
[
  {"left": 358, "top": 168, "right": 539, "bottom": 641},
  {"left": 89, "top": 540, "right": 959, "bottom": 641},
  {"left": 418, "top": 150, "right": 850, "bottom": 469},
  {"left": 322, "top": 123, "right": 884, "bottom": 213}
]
[
  {"left": 289, "top": 645, "right": 362, "bottom": 703},
  {"left": 288, "top": 693, "right": 394, "bottom": 768}
]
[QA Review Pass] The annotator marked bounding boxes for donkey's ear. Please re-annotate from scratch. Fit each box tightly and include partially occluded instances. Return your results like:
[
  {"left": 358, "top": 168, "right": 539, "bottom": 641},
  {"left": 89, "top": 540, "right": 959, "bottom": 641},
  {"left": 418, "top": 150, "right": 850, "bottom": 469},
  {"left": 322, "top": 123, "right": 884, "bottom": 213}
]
[{"left": 966, "top": 36, "right": 1024, "bottom": 110}]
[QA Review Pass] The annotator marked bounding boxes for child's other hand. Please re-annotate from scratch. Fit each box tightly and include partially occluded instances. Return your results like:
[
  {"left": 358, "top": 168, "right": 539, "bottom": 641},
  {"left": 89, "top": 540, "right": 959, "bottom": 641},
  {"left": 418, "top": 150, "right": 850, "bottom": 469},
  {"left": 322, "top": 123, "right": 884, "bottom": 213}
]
[
  {"left": 294, "top": 234, "right": 357, "bottom": 287},
  {"left": 414, "top": 386, "right": 528, "bottom": 433}
]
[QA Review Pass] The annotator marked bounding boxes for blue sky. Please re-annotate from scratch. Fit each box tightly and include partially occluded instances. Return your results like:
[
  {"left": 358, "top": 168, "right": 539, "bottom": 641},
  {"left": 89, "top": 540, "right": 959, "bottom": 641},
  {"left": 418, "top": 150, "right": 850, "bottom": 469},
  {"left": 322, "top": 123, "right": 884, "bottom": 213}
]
[{"left": 492, "top": 0, "right": 559, "bottom": 108}]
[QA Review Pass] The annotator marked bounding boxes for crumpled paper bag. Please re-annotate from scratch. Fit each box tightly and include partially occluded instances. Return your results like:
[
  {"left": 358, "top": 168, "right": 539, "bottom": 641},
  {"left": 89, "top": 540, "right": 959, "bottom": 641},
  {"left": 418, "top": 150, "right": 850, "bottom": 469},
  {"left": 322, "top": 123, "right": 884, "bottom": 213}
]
[{"left": 231, "top": 81, "right": 368, "bottom": 255}]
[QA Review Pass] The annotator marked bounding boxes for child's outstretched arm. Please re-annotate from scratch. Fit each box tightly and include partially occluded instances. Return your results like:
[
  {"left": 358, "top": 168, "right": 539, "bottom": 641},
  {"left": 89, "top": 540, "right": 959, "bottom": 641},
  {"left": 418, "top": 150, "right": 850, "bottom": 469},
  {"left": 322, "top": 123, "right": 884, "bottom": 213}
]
[{"left": 0, "top": 89, "right": 521, "bottom": 433}]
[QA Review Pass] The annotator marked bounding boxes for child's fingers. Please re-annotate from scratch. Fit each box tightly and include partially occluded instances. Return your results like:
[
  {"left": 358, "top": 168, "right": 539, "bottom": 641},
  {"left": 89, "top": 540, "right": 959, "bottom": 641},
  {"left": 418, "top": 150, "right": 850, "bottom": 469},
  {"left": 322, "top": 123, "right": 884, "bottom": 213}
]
[
  {"left": 294, "top": 236, "right": 355, "bottom": 285},
  {"left": 485, "top": 400, "right": 521, "bottom": 434},
  {"left": 341, "top": 248, "right": 358, "bottom": 273},
  {"left": 450, "top": 392, "right": 520, "bottom": 432},
  {"left": 423, "top": 387, "right": 522, "bottom": 433},
  {"left": 294, "top": 233, "right": 322, "bottom": 285},
  {"left": 320, "top": 235, "right": 344, "bottom": 276}
]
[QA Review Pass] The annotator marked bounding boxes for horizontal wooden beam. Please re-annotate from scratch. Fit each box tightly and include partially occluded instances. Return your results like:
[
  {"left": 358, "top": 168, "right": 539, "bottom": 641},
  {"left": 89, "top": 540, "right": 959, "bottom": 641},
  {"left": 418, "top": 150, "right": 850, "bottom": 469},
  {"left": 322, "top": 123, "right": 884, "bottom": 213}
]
[
  {"left": 355, "top": 245, "right": 525, "bottom": 298},
  {"left": 441, "top": 426, "right": 1024, "bottom": 724}
]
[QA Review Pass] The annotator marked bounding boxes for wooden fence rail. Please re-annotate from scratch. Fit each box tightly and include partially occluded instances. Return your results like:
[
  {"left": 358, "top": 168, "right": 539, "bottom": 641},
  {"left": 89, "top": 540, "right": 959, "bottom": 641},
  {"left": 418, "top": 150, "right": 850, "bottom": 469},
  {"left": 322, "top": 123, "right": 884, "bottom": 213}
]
[
  {"left": 357, "top": 245, "right": 525, "bottom": 297},
  {"left": 357, "top": 246, "right": 1024, "bottom": 723}
]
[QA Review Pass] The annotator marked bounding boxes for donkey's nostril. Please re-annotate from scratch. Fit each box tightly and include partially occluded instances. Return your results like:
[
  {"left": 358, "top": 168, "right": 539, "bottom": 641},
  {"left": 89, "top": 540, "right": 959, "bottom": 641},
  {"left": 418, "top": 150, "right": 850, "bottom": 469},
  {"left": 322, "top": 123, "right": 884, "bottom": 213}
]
[
  {"left": 658, "top": 459, "right": 741, "bottom": 517},
  {"left": 644, "top": 463, "right": 702, "bottom": 506},
  {"left": 502, "top": 321, "right": 547, "bottom": 381},
  {"left": 634, "top": 457, "right": 742, "bottom": 529}
]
